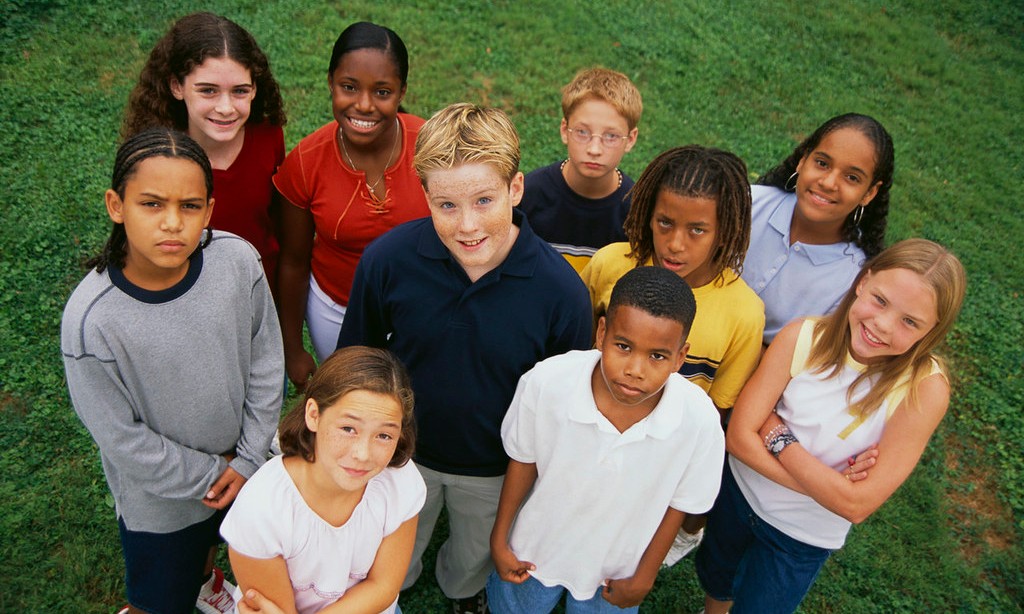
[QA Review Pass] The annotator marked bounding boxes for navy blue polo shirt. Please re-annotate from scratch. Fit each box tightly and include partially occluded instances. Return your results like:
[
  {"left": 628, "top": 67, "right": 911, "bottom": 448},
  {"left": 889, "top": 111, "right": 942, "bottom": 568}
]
[{"left": 338, "top": 209, "right": 593, "bottom": 476}]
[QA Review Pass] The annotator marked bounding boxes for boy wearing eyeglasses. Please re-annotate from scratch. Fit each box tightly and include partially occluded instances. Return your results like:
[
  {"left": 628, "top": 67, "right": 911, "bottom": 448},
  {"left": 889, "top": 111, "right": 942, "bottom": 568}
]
[{"left": 520, "top": 67, "right": 642, "bottom": 273}]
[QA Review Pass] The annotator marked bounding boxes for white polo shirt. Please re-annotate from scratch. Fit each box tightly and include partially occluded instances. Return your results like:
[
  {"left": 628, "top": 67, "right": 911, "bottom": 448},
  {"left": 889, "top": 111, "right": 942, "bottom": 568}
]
[{"left": 501, "top": 350, "right": 724, "bottom": 600}]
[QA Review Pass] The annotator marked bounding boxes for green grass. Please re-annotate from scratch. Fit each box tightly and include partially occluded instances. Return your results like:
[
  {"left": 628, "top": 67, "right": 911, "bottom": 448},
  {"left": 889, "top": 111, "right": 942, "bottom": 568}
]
[{"left": 2, "top": 0, "right": 1022, "bottom": 611}]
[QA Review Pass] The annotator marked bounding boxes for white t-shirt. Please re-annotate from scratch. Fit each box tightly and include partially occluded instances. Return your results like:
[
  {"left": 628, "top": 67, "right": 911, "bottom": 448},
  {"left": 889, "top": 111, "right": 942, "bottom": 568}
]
[
  {"left": 501, "top": 349, "right": 725, "bottom": 600},
  {"left": 221, "top": 455, "right": 426, "bottom": 614}
]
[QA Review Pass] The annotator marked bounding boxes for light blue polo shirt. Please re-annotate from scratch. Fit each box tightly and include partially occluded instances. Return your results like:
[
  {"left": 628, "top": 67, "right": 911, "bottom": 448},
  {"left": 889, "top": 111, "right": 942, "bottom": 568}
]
[{"left": 741, "top": 185, "right": 866, "bottom": 343}]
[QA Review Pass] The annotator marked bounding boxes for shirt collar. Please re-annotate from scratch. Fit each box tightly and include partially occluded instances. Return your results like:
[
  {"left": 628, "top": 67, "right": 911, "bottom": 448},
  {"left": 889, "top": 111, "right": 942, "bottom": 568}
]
[
  {"left": 569, "top": 351, "right": 684, "bottom": 440},
  {"left": 767, "top": 192, "right": 863, "bottom": 266}
]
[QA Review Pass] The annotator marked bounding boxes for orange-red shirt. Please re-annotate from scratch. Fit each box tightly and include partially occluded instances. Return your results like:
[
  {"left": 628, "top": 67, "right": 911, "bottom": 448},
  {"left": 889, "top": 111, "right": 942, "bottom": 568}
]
[{"left": 273, "top": 113, "right": 429, "bottom": 305}]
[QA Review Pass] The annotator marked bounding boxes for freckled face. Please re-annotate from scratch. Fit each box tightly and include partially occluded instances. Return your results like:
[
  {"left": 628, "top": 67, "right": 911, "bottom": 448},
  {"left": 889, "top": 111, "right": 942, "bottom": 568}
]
[
  {"left": 105, "top": 156, "right": 213, "bottom": 290},
  {"left": 423, "top": 163, "right": 524, "bottom": 282},
  {"left": 594, "top": 305, "right": 688, "bottom": 412},
  {"left": 306, "top": 390, "right": 404, "bottom": 493},
  {"left": 793, "top": 127, "right": 881, "bottom": 239},
  {"left": 650, "top": 190, "right": 719, "bottom": 288},
  {"left": 170, "top": 57, "right": 255, "bottom": 148},
  {"left": 848, "top": 268, "right": 938, "bottom": 364}
]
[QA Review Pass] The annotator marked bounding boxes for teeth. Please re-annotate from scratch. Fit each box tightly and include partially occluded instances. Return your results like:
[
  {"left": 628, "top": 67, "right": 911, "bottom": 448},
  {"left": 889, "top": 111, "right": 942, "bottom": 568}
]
[
  {"left": 350, "top": 118, "right": 378, "bottom": 129},
  {"left": 863, "top": 325, "right": 882, "bottom": 344},
  {"left": 462, "top": 239, "right": 483, "bottom": 246}
]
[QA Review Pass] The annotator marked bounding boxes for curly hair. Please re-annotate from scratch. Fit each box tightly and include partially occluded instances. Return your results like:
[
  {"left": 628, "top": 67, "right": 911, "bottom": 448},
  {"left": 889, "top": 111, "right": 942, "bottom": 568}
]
[
  {"left": 87, "top": 128, "right": 213, "bottom": 273},
  {"left": 121, "top": 12, "right": 286, "bottom": 139},
  {"left": 607, "top": 266, "right": 696, "bottom": 337},
  {"left": 758, "top": 113, "right": 893, "bottom": 257},
  {"left": 623, "top": 145, "right": 751, "bottom": 284}
]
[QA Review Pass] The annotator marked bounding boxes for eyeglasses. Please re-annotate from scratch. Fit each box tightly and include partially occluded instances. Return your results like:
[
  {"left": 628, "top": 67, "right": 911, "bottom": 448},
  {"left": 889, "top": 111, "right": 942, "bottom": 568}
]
[{"left": 565, "top": 127, "right": 629, "bottom": 148}]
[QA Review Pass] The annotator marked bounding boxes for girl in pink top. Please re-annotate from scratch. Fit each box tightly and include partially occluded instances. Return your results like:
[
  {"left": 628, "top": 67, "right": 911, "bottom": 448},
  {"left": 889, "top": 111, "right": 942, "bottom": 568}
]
[{"left": 122, "top": 12, "right": 287, "bottom": 286}]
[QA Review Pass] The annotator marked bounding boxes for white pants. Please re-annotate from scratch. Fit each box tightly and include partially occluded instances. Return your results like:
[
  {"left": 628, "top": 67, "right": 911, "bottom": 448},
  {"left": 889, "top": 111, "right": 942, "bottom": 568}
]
[{"left": 306, "top": 274, "right": 346, "bottom": 362}]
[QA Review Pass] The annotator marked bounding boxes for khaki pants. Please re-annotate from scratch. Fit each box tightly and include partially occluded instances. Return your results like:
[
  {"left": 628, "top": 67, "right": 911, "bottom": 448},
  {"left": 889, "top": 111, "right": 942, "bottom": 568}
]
[{"left": 402, "top": 463, "right": 505, "bottom": 599}]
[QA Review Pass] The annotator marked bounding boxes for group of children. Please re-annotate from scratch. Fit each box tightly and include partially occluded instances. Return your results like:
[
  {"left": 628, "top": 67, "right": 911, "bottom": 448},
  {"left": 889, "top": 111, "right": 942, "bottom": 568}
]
[{"left": 60, "top": 12, "right": 968, "bottom": 614}]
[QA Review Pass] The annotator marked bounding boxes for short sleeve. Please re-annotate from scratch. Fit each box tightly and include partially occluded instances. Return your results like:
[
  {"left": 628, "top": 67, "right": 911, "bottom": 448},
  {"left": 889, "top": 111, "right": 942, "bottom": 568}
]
[
  {"left": 220, "top": 459, "right": 291, "bottom": 560},
  {"left": 273, "top": 141, "right": 312, "bottom": 210},
  {"left": 668, "top": 395, "right": 726, "bottom": 514},
  {"left": 381, "top": 462, "right": 427, "bottom": 536},
  {"left": 500, "top": 368, "right": 539, "bottom": 463}
]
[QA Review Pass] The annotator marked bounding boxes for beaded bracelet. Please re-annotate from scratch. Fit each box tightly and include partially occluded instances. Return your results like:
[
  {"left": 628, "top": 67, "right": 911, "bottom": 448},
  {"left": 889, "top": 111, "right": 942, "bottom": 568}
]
[
  {"left": 763, "top": 423, "right": 789, "bottom": 447},
  {"left": 766, "top": 429, "right": 799, "bottom": 458}
]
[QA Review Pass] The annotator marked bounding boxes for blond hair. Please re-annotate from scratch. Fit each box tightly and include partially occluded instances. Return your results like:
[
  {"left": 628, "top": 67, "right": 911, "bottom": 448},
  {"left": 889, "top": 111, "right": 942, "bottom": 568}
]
[
  {"left": 561, "top": 67, "right": 643, "bottom": 130},
  {"left": 413, "top": 103, "right": 520, "bottom": 185},
  {"left": 809, "top": 238, "right": 966, "bottom": 417}
]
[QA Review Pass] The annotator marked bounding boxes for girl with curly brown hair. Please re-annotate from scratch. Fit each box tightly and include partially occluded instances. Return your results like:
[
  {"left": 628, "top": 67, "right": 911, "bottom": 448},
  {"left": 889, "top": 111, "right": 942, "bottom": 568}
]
[{"left": 122, "top": 12, "right": 287, "bottom": 285}]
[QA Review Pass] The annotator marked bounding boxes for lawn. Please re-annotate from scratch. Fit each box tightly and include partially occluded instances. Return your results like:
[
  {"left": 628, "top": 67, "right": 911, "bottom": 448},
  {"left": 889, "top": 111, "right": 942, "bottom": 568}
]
[{"left": 1, "top": 0, "right": 1021, "bottom": 611}]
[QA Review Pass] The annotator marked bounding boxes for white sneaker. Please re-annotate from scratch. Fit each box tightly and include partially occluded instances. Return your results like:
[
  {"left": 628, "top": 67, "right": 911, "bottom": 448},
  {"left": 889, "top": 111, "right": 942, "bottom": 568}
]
[
  {"left": 662, "top": 528, "right": 704, "bottom": 567},
  {"left": 196, "top": 567, "right": 236, "bottom": 614}
]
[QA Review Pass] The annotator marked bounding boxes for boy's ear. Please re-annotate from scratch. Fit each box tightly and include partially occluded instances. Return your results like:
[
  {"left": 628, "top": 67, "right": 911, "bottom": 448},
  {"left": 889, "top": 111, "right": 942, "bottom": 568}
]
[
  {"left": 673, "top": 341, "right": 689, "bottom": 372},
  {"left": 595, "top": 315, "right": 607, "bottom": 347},
  {"left": 105, "top": 189, "right": 125, "bottom": 224},
  {"left": 169, "top": 78, "right": 185, "bottom": 101},
  {"left": 623, "top": 127, "right": 638, "bottom": 153},
  {"left": 559, "top": 118, "right": 570, "bottom": 146},
  {"left": 304, "top": 399, "right": 321, "bottom": 433},
  {"left": 508, "top": 171, "right": 525, "bottom": 208}
]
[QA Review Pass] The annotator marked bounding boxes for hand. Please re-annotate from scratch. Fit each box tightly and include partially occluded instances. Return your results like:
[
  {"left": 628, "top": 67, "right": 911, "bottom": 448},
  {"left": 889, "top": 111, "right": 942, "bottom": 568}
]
[
  {"left": 203, "top": 464, "right": 246, "bottom": 509},
  {"left": 841, "top": 444, "right": 879, "bottom": 482},
  {"left": 492, "top": 542, "right": 535, "bottom": 584},
  {"left": 285, "top": 349, "right": 317, "bottom": 390},
  {"left": 237, "top": 588, "right": 286, "bottom": 614},
  {"left": 601, "top": 575, "right": 652, "bottom": 608}
]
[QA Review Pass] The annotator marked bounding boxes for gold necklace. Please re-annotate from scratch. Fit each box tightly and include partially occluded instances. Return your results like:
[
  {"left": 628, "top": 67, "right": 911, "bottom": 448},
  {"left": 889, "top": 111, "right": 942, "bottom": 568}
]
[{"left": 338, "top": 117, "right": 401, "bottom": 196}]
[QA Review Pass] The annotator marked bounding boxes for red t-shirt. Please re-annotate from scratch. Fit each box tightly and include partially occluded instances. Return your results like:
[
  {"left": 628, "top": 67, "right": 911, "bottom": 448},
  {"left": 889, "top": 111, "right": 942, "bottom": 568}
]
[
  {"left": 273, "top": 113, "right": 430, "bottom": 305},
  {"left": 212, "top": 121, "right": 285, "bottom": 284}
]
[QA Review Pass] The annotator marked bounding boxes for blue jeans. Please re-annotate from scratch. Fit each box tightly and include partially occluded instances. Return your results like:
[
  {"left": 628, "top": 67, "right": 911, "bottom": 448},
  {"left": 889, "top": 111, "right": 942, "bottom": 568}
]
[
  {"left": 695, "top": 462, "right": 833, "bottom": 614},
  {"left": 486, "top": 572, "right": 639, "bottom": 614}
]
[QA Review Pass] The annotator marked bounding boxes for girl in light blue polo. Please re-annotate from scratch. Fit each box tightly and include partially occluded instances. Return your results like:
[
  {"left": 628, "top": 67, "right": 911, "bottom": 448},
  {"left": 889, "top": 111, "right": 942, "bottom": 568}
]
[{"left": 742, "top": 113, "right": 894, "bottom": 344}]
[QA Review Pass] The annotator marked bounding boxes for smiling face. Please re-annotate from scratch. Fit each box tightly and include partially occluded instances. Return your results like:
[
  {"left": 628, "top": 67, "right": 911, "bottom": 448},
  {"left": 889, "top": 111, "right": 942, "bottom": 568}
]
[
  {"left": 328, "top": 48, "right": 406, "bottom": 149},
  {"left": 560, "top": 98, "right": 636, "bottom": 191},
  {"left": 793, "top": 127, "right": 882, "bottom": 243},
  {"left": 649, "top": 189, "right": 719, "bottom": 288},
  {"left": 593, "top": 305, "right": 688, "bottom": 413},
  {"left": 170, "top": 57, "right": 255, "bottom": 149},
  {"left": 105, "top": 156, "right": 213, "bottom": 290},
  {"left": 424, "top": 162, "right": 524, "bottom": 282},
  {"left": 306, "top": 389, "right": 403, "bottom": 494},
  {"left": 848, "top": 268, "right": 938, "bottom": 364}
]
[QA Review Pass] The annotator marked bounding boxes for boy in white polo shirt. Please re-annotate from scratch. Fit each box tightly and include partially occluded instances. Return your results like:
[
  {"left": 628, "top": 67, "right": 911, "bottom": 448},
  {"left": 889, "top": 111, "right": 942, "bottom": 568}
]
[{"left": 487, "top": 266, "right": 725, "bottom": 613}]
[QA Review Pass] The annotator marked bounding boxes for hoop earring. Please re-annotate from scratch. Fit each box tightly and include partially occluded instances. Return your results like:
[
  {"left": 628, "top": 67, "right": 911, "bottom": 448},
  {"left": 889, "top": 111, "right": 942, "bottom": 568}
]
[
  {"left": 851, "top": 205, "right": 864, "bottom": 227},
  {"left": 785, "top": 172, "right": 798, "bottom": 191}
]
